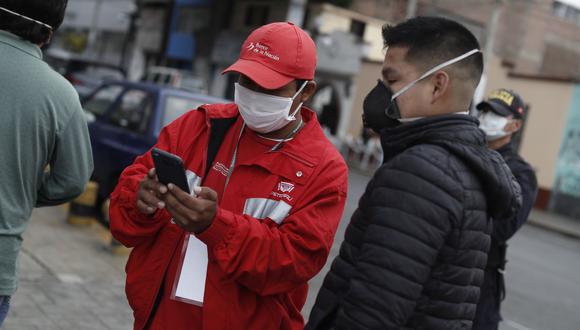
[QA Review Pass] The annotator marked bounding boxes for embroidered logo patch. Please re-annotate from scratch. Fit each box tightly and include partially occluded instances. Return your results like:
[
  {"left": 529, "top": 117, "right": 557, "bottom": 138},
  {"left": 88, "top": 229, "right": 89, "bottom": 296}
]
[
  {"left": 278, "top": 181, "right": 295, "bottom": 193},
  {"left": 212, "top": 162, "right": 229, "bottom": 177}
]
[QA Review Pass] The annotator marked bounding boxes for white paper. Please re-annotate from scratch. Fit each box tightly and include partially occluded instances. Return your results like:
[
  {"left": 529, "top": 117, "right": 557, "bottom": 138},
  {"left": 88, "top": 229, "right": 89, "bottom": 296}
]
[{"left": 173, "top": 234, "right": 208, "bottom": 306}]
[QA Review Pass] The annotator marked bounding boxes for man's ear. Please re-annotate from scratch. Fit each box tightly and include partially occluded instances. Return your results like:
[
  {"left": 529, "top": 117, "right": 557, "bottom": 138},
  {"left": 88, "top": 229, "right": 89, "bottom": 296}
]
[
  {"left": 39, "top": 30, "right": 54, "bottom": 48},
  {"left": 506, "top": 118, "right": 522, "bottom": 134},
  {"left": 301, "top": 81, "right": 317, "bottom": 102},
  {"left": 430, "top": 71, "right": 450, "bottom": 104}
]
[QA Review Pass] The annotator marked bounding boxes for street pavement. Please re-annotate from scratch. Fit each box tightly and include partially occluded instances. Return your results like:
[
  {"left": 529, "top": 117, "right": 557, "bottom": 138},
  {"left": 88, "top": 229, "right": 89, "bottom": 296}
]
[
  {"left": 3, "top": 170, "right": 580, "bottom": 330},
  {"left": 2, "top": 206, "right": 132, "bottom": 330}
]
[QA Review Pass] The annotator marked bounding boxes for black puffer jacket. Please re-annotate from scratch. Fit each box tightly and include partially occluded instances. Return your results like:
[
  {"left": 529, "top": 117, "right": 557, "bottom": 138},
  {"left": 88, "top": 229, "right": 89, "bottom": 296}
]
[{"left": 307, "top": 115, "right": 521, "bottom": 330}]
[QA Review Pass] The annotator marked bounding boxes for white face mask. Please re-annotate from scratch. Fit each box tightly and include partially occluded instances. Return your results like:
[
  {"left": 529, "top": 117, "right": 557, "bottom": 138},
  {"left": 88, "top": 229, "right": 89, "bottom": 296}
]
[
  {"left": 478, "top": 111, "right": 509, "bottom": 141},
  {"left": 234, "top": 81, "right": 308, "bottom": 134}
]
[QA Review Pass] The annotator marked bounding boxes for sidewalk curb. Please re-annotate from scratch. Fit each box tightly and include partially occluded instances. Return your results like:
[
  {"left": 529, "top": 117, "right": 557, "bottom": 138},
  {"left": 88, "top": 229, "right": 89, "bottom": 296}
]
[
  {"left": 89, "top": 220, "right": 132, "bottom": 256},
  {"left": 527, "top": 217, "right": 580, "bottom": 240}
]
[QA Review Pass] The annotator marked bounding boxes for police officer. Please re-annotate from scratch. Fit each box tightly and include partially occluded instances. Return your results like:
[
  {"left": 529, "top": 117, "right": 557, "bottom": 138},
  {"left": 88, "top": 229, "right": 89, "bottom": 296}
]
[{"left": 474, "top": 89, "right": 539, "bottom": 330}]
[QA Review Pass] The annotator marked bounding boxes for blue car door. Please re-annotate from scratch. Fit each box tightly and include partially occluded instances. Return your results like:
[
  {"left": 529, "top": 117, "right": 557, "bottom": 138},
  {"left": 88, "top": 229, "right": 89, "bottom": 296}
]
[
  {"left": 84, "top": 84, "right": 124, "bottom": 182},
  {"left": 86, "top": 85, "right": 157, "bottom": 195}
]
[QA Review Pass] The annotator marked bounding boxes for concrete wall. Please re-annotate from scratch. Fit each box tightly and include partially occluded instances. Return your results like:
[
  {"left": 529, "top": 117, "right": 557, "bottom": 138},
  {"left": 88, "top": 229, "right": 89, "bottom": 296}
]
[
  {"left": 485, "top": 56, "right": 575, "bottom": 189},
  {"left": 348, "top": 0, "right": 406, "bottom": 22},
  {"left": 343, "top": 54, "right": 576, "bottom": 192},
  {"left": 316, "top": 10, "right": 352, "bottom": 34},
  {"left": 417, "top": 0, "right": 580, "bottom": 78},
  {"left": 308, "top": 3, "right": 387, "bottom": 62},
  {"left": 347, "top": 60, "right": 383, "bottom": 138}
]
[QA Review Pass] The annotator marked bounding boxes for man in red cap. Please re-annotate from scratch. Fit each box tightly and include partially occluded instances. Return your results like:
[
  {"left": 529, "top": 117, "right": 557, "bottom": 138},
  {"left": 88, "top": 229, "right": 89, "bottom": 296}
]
[{"left": 109, "top": 22, "right": 348, "bottom": 330}]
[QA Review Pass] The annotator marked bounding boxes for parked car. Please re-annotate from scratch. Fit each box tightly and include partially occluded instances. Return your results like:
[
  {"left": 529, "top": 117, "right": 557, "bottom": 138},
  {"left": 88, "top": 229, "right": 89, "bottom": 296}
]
[
  {"left": 82, "top": 80, "right": 228, "bottom": 222},
  {"left": 45, "top": 49, "right": 126, "bottom": 99},
  {"left": 141, "top": 66, "right": 208, "bottom": 94}
]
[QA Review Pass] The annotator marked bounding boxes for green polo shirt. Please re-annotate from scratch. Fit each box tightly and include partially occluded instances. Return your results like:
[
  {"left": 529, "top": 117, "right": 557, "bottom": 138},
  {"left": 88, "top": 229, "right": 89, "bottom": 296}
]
[{"left": 0, "top": 30, "right": 94, "bottom": 296}]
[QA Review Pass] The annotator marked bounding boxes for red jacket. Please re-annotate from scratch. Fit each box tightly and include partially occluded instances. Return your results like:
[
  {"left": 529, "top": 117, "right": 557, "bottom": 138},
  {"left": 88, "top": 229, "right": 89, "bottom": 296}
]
[{"left": 110, "top": 104, "right": 348, "bottom": 330}]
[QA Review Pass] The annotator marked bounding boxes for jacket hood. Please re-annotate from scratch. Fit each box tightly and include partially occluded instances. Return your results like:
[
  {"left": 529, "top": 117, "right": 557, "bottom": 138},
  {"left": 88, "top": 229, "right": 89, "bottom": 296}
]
[{"left": 380, "top": 114, "right": 522, "bottom": 221}]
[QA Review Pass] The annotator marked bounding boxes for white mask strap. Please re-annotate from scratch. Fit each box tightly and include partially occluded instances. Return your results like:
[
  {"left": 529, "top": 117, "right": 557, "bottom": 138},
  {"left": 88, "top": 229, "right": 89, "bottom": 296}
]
[
  {"left": 288, "top": 81, "right": 308, "bottom": 119},
  {"left": 289, "top": 103, "right": 303, "bottom": 120},
  {"left": 0, "top": 6, "right": 53, "bottom": 30},
  {"left": 392, "top": 49, "right": 481, "bottom": 100},
  {"left": 292, "top": 81, "right": 309, "bottom": 100}
]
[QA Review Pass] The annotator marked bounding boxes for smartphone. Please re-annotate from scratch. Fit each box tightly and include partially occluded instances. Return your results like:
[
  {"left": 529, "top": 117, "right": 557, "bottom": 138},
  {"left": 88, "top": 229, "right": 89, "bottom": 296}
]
[{"left": 151, "top": 148, "right": 190, "bottom": 193}]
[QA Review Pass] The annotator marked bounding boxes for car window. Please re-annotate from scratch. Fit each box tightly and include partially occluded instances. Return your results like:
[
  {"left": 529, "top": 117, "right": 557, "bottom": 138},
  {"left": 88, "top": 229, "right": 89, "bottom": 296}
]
[
  {"left": 181, "top": 76, "right": 207, "bottom": 94},
  {"left": 83, "top": 85, "right": 124, "bottom": 116},
  {"left": 79, "top": 67, "right": 125, "bottom": 80},
  {"left": 109, "top": 89, "right": 153, "bottom": 134},
  {"left": 162, "top": 96, "right": 205, "bottom": 127}
]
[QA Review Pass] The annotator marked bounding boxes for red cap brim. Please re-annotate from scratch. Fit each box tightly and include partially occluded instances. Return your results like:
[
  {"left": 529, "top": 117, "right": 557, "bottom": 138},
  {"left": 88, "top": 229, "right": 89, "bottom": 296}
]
[{"left": 223, "top": 58, "right": 295, "bottom": 90}]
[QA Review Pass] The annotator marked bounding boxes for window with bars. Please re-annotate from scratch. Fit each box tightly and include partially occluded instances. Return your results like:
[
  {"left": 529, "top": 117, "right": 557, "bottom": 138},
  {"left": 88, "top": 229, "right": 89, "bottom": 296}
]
[{"left": 552, "top": 1, "right": 580, "bottom": 26}]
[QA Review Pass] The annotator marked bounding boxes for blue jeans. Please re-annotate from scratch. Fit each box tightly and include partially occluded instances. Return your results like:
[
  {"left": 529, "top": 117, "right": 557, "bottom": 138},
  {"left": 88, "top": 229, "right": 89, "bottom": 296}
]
[{"left": 0, "top": 296, "right": 10, "bottom": 328}]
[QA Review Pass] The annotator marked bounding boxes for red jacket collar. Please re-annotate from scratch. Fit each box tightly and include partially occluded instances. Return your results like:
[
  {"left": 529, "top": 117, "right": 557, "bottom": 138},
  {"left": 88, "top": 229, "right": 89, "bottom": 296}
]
[{"left": 198, "top": 103, "right": 331, "bottom": 168}]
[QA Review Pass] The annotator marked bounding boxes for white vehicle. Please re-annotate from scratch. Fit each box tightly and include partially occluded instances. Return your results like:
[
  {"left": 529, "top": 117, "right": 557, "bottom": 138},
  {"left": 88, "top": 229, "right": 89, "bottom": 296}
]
[{"left": 142, "top": 66, "right": 208, "bottom": 94}]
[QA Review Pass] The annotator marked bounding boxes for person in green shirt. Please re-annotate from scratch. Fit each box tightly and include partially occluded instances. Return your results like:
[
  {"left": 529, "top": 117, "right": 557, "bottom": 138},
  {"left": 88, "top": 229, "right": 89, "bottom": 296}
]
[{"left": 0, "top": 1, "right": 94, "bottom": 325}]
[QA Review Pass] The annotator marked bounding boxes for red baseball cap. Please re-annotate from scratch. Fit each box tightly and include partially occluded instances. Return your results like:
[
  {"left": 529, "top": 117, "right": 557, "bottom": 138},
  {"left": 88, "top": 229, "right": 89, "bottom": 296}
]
[{"left": 223, "top": 22, "right": 317, "bottom": 90}]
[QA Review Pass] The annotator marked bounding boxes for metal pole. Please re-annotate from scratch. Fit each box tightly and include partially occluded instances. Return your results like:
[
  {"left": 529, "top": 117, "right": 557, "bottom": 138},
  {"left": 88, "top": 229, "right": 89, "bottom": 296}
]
[
  {"left": 476, "top": 0, "right": 503, "bottom": 104},
  {"left": 484, "top": 0, "right": 503, "bottom": 68},
  {"left": 406, "top": 0, "right": 419, "bottom": 19},
  {"left": 287, "top": 0, "right": 307, "bottom": 27}
]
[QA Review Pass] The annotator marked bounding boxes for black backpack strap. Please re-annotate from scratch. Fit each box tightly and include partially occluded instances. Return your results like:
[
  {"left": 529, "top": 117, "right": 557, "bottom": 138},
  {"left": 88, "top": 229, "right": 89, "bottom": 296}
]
[{"left": 205, "top": 117, "right": 238, "bottom": 179}]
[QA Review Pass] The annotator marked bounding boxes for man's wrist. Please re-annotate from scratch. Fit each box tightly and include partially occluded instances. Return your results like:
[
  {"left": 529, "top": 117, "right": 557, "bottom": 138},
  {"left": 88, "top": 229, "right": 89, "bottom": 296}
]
[{"left": 193, "top": 216, "right": 214, "bottom": 234}]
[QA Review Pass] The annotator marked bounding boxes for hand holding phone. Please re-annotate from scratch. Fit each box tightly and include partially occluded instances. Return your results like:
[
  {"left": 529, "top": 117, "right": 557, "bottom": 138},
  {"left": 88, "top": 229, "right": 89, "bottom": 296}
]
[
  {"left": 151, "top": 148, "right": 190, "bottom": 193},
  {"left": 136, "top": 168, "right": 166, "bottom": 215}
]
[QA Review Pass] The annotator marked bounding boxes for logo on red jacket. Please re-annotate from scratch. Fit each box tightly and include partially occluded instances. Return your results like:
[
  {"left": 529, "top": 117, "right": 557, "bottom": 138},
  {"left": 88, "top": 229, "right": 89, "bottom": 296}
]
[
  {"left": 212, "top": 162, "right": 229, "bottom": 177},
  {"left": 278, "top": 181, "right": 294, "bottom": 193},
  {"left": 272, "top": 181, "right": 295, "bottom": 202}
]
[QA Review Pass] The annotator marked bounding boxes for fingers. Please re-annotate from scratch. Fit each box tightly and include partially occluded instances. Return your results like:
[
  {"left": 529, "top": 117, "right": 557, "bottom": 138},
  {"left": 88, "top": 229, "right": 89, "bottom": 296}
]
[
  {"left": 164, "top": 194, "right": 214, "bottom": 233},
  {"left": 136, "top": 168, "right": 168, "bottom": 215},
  {"left": 165, "top": 184, "right": 199, "bottom": 213},
  {"left": 137, "top": 199, "right": 157, "bottom": 215},
  {"left": 141, "top": 169, "right": 168, "bottom": 195},
  {"left": 165, "top": 184, "right": 208, "bottom": 218},
  {"left": 194, "top": 186, "right": 218, "bottom": 202},
  {"left": 138, "top": 188, "right": 165, "bottom": 209},
  {"left": 164, "top": 190, "right": 197, "bottom": 222},
  {"left": 163, "top": 184, "right": 217, "bottom": 233},
  {"left": 168, "top": 183, "right": 193, "bottom": 204},
  {"left": 170, "top": 210, "right": 193, "bottom": 228}
]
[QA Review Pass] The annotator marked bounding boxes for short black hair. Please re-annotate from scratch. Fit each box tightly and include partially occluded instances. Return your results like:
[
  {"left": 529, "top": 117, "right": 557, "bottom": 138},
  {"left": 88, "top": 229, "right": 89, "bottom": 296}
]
[
  {"left": 382, "top": 16, "right": 483, "bottom": 87},
  {"left": 0, "top": 0, "right": 68, "bottom": 44},
  {"left": 296, "top": 80, "right": 307, "bottom": 91}
]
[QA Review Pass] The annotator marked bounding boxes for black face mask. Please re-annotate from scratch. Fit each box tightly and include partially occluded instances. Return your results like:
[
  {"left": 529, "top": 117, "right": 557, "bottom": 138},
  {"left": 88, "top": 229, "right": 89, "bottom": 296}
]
[
  {"left": 362, "top": 49, "right": 483, "bottom": 133},
  {"left": 362, "top": 80, "right": 402, "bottom": 133}
]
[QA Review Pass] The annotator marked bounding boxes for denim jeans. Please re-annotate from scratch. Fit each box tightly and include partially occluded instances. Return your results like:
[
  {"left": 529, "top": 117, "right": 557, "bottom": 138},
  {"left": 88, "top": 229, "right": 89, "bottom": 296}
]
[{"left": 0, "top": 296, "right": 10, "bottom": 328}]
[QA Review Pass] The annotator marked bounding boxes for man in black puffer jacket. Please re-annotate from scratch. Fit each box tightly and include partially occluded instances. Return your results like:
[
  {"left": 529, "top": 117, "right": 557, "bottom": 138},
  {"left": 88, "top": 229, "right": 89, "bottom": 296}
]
[{"left": 306, "top": 17, "right": 521, "bottom": 330}]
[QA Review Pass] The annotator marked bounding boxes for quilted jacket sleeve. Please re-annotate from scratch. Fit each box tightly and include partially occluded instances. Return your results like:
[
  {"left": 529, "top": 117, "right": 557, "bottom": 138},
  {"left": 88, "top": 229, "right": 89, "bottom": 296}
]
[
  {"left": 109, "top": 112, "right": 203, "bottom": 248},
  {"left": 493, "top": 160, "right": 537, "bottom": 241},
  {"left": 334, "top": 147, "right": 464, "bottom": 330}
]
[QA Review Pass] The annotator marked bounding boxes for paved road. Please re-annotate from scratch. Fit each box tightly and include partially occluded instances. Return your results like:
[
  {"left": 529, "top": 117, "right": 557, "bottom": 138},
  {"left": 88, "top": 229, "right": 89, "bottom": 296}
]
[
  {"left": 3, "top": 170, "right": 580, "bottom": 329},
  {"left": 304, "top": 170, "right": 580, "bottom": 330}
]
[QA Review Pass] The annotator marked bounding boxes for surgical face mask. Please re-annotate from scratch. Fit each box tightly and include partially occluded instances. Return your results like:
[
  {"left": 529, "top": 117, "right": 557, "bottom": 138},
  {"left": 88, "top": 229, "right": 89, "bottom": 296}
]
[
  {"left": 234, "top": 81, "right": 308, "bottom": 134},
  {"left": 363, "top": 49, "right": 481, "bottom": 133},
  {"left": 478, "top": 111, "right": 509, "bottom": 141}
]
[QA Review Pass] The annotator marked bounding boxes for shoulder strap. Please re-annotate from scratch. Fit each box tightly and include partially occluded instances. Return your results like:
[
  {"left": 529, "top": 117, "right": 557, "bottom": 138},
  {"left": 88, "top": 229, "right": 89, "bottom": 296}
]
[{"left": 205, "top": 117, "right": 238, "bottom": 179}]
